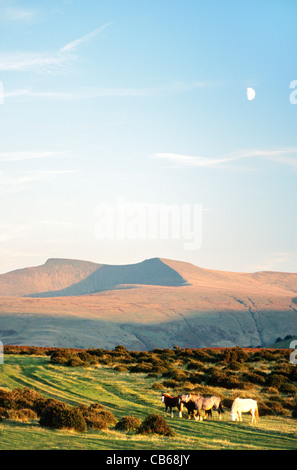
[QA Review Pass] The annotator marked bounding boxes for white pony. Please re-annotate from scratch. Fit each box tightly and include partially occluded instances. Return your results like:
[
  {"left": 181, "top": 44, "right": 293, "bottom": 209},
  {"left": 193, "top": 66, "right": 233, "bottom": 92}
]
[{"left": 231, "top": 398, "right": 259, "bottom": 424}]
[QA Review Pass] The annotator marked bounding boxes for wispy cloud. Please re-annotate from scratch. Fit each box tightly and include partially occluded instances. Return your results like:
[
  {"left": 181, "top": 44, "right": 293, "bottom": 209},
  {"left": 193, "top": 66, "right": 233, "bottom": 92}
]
[
  {"left": 0, "top": 51, "right": 71, "bottom": 73},
  {"left": 0, "top": 4, "right": 36, "bottom": 22},
  {"left": 0, "top": 23, "right": 111, "bottom": 73},
  {"left": 60, "top": 23, "right": 112, "bottom": 52},
  {"left": 4, "top": 81, "right": 207, "bottom": 101},
  {"left": 153, "top": 148, "right": 297, "bottom": 170}
]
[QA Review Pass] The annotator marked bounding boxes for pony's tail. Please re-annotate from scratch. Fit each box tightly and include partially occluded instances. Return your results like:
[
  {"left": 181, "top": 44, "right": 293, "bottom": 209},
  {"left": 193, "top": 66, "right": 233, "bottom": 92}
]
[{"left": 255, "top": 404, "right": 259, "bottom": 421}]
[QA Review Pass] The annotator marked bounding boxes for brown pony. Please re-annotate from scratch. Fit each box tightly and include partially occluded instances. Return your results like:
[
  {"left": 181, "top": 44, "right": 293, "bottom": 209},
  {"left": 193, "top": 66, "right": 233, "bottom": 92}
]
[{"left": 161, "top": 393, "right": 183, "bottom": 418}]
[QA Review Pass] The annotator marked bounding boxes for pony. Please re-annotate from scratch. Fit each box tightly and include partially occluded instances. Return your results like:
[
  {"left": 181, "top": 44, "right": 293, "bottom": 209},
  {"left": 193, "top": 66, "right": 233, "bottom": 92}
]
[
  {"left": 231, "top": 398, "right": 259, "bottom": 424},
  {"left": 178, "top": 394, "right": 198, "bottom": 419},
  {"left": 161, "top": 393, "right": 183, "bottom": 418},
  {"left": 182, "top": 394, "right": 224, "bottom": 421}
]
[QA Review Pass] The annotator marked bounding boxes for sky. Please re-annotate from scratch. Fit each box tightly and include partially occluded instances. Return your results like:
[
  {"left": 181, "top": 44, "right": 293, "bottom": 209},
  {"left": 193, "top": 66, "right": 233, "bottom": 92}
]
[{"left": 0, "top": 0, "right": 297, "bottom": 274}]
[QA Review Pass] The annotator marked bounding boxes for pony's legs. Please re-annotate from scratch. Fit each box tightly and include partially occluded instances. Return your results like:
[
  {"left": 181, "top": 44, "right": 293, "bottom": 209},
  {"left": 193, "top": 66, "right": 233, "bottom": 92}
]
[
  {"left": 194, "top": 409, "right": 204, "bottom": 421},
  {"left": 179, "top": 403, "right": 183, "bottom": 418}
]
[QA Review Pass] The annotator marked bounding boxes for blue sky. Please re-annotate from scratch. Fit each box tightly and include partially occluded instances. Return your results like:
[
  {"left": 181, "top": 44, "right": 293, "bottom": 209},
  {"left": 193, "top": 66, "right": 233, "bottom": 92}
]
[{"left": 0, "top": 0, "right": 297, "bottom": 274}]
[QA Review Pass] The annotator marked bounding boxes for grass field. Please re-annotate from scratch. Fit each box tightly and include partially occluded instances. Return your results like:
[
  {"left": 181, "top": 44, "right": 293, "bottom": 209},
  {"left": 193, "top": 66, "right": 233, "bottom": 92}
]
[{"left": 0, "top": 354, "right": 297, "bottom": 450}]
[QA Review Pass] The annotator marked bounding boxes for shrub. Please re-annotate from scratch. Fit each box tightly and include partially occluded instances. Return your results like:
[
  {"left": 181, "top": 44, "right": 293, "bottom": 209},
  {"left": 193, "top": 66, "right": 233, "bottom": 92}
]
[
  {"left": 259, "top": 399, "right": 289, "bottom": 416},
  {"left": 115, "top": 415, "right": 141, "bottom": 433},
  {"left": 162, "top": 379, "right": 179, "bottom": 389},
  {"left": 151, "top": 382, "right": 164, "bottom": 390},
  {"left": 206, "top": 368, "right": 248, "bottom": 389},
  {"left": 50, "top": 349, "right": 73, "bottom": 365},
  {"left": 266, "top": 373, "right": 288, "bottom": 390},
  {"left": 129, "top": 363, "right": 153, "bottom": 373},
  {"left": 138, "top": 414, "right": 175, "bottom": 437},
  {"left": 78, "top": 403, "right": 117, "bottom": 430},
  {"left": 186, "top": 360, "right": 205, "bottom": 371},
  {"left": 221, "top": 347, "right": 250, "bottom": 364},
  {"left": 6, "top": 408, "right": 37, "bottom": 421},
  {"left": 39, "top": 402, "right": 86, "bottom": 432},
  {"left": 114, "top": 365, "right": 128, "bottom": 372},
  {"left": 242, "top": 371, "right": 267, "bottom": 386},
  {"left": 66, "top": 356, "right": 86, "bottom": 367},
  {"left": 280, "top": 382, "right": 297, "bottom": 394},
  {"left": 0, "top": 407, "right": 8, "bottom": 418}
]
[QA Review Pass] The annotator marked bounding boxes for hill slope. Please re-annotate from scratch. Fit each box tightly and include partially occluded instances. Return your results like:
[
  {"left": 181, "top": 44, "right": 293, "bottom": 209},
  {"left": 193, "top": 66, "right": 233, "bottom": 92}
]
[
  {"left": 0, "top": 257, "right": 297, "bottom": 349},
  {"left": 0, "top": 258, "right": 101, "bottom": 297}
]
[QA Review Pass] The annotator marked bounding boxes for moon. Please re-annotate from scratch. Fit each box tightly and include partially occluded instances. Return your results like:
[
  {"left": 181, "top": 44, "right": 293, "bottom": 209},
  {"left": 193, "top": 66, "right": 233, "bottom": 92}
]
[{"left": 246, "top": 87, "right": 256, "bottom": 101}]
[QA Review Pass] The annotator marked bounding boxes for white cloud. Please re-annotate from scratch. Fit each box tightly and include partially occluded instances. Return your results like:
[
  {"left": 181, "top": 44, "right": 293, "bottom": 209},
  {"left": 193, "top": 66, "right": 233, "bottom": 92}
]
[
  {"left": 0, "top": 5, "right": 36, "bottom": 22},
  {"left": 0, "top": 51, "right": 71, "bottom": 73},
  {"left": 153, "top": 153, "right": 241, "bottom": 168},
  {"left": 60, "top": 23, "right": 112, "bottom": 52},
  {"left": 153, "top": 148, "right": 297, "bottom": 169},
  {"left": 0, "top": 23, "right": 111, "bottom": 73},
  {"left": 4, "top": 81, "right": 208, "bottom": 101}
]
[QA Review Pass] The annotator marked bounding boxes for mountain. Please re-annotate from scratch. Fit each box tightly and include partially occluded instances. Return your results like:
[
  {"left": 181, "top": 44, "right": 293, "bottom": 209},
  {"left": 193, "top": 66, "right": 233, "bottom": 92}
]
[
  {"left": 0, "top": 257, "right": 297, "bottom": 350},
  {"left": 27, "top": 258, "right": 188, "bottom": 297},
  {"left": 0, "top": 258, "right": 101, "bottom": 297}
]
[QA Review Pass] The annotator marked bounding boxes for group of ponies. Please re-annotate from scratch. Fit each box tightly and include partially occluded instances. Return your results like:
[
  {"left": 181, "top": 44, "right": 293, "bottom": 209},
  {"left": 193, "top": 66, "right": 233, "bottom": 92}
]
[{"left": 162, "top": 393, "right": 259, "bottom": 423}]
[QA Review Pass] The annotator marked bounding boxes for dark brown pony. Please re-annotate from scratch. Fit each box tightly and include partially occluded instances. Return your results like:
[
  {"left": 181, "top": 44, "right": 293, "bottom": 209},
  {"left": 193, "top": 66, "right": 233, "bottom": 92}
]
[{"left": 161, "top": 393, "right": 183, "bottom": 418}]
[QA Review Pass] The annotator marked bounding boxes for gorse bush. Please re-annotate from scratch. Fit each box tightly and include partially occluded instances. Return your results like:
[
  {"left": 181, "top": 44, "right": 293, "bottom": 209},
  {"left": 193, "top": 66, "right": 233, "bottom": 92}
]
[
  {"left": 0, "top": 386, "right": 118, "bottom": 432},
  {"left": 138, "top": 414, "right": 176, "bottom": 437},
  {"left": 40, "top": 403, "right": 87, "bottom": 432},
  {"left": 115, "top": 415, "right": 142, "bottom": 432}
]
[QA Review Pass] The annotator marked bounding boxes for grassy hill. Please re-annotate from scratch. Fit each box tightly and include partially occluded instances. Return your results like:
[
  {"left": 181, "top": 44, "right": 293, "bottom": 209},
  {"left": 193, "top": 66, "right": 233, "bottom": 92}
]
[{"left": 0, "top": 347, "right": 297, "bottom": 450}]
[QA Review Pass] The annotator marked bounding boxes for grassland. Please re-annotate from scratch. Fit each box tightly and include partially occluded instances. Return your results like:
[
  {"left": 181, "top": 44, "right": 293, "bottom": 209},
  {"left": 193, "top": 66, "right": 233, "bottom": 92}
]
[{"left": 0, "top": 349, "right": 297, "bottom": 451}]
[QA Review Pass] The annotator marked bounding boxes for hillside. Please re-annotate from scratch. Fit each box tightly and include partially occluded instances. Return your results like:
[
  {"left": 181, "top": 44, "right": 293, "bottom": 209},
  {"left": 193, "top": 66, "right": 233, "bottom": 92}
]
[
  {"left": 0, "top": 258, "right": 101, "bottom": 297},
  {"left": 0, "top": 257, "right": 297, "bottom": 350}
]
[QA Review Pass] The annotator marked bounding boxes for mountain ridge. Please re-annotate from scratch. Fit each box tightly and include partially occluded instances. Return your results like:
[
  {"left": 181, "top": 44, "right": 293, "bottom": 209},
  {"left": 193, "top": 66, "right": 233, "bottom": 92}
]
[{"left": 0, "top": 257, "right": 297, "bottom": 350}]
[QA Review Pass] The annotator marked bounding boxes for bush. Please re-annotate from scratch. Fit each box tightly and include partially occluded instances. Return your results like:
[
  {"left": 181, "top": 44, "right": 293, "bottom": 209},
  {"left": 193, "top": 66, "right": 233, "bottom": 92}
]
[
  {"left": 186, "top": 360, "right": 205, "bottom": 371},
  {"left": 50, "top": 349, "right": 73, "bottom": 365},
  {"left": 6, "top": 408, "right": 37, "bottom": 421},
  {"left": 115, "top": 415, "right": 141, "bottom": 433},
  {"left": 279, "top": 382, "right": 297, "bottom": 394},
  {"left": 138, "top": 414, "right": 175, "bottom": 437},
  {"left": 78, "top": 403, "right": 117, "bottom": 430},
  {"left": 242, "top": 371, "right": 267, "bottom": 386},
  {"left": 259, "top": 399, "right": 289, "bottom": 416},
  {"left": 114, "top": 365, "right": 128, "bottom": 372},
  {"left": 129, "top": 363, "right": 153, "bottom": 373},
  {"left": 266, "top": 373, "right": 288, "bottom": 390},
  {"left": 66, "top": 357, "right": 86, "bottom": 367},
  {"left": 39, "top": 400, "right": 86, "bottom": 432}
]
